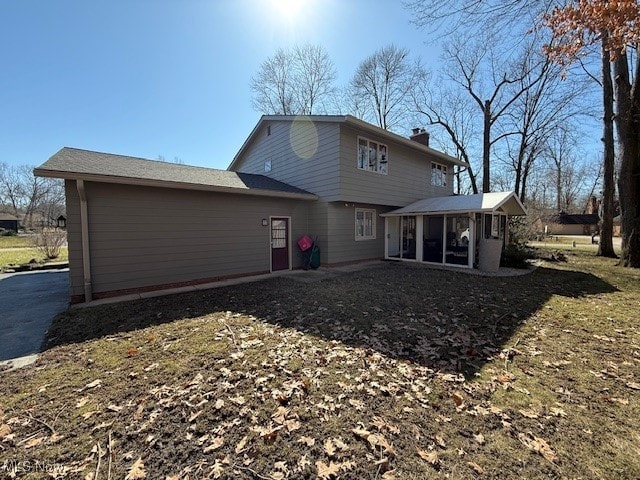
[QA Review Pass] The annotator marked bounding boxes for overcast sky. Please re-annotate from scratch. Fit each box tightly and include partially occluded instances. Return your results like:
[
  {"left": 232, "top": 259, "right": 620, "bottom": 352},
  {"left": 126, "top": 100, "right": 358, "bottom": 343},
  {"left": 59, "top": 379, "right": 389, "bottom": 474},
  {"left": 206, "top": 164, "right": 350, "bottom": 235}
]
[{"left": 1, "top": 0, "right": 450, "bottom": 170}]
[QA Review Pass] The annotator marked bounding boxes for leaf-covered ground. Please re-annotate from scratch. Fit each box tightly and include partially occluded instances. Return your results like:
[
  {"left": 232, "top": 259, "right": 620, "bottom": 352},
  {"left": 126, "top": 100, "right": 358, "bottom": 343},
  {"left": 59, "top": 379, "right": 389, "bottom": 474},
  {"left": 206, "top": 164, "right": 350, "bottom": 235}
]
[{"left": 1, "top": 250, "right": 639, "bottom": 479}]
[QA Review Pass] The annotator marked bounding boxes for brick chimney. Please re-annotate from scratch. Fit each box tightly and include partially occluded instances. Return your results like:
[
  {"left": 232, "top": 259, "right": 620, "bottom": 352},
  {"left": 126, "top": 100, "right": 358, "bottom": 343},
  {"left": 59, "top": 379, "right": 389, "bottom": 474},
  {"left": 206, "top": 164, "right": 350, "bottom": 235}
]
[
  {"left": 410, "top": 127, "right": 429, "bottom": 147},
  {"left": 587, "top": 195, "right": 599, "bottom": 214}
]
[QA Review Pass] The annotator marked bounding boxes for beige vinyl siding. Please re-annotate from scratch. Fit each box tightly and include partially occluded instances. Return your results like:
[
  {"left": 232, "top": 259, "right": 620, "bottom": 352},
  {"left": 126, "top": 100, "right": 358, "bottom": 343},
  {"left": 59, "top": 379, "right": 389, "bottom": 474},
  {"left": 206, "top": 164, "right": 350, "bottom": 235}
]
[
  {"left": 338, "top": 125, "right": 454, "bottom": 206},
  {"left": 65, "top": 180, "right": 84, "bottom": 298},
  {"left": 69, "top": 181, "right": 311, "bottom": 297},
  {"left": 233, "top": 120, "right": 341, "bottom": 200},
  {"left": 307, "top": 201, "right": 329, "bottom": 265},
  {"left": 325, "top": 202, "right": 391, "bottom": 264}
]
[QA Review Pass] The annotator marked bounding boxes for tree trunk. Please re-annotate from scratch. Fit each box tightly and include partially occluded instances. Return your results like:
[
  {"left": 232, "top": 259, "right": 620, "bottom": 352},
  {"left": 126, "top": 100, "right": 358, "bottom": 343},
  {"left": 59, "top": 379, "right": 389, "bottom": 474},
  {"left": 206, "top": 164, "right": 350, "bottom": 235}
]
[
  {"left": 482, "top": 100, "right": 491, "bottom": 193},
  {"left": 466, "top": 163, "right": 479, "bottom": 194},
  {"left": 614, "top": 48, "right": 640, "bottom": 267},
  {"left": 521, "top": 174, "right": 528, "bottom": 204},
  {"left": 598, "top": 36, "right": 617, "bottom": 258},
  {"left": 520, "top": 150, "right": 535, "bottom": 204},
  {"left": 514, "top": 141, "right": 525, "bottom": 199},
  {"left": 556, "top": 163, "right": 563, "bottom": 212}
]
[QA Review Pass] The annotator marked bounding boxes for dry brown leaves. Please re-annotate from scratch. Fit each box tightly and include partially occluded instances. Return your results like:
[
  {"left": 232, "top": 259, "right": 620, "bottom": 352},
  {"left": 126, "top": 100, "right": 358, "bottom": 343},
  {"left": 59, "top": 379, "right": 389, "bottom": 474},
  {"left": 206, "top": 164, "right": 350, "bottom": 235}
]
[
  {"left": 518, "top": 432, "right": 558, "bottom": 464},
  {"left": 124, "top": 457, "right": 146, "bottom": 479}
]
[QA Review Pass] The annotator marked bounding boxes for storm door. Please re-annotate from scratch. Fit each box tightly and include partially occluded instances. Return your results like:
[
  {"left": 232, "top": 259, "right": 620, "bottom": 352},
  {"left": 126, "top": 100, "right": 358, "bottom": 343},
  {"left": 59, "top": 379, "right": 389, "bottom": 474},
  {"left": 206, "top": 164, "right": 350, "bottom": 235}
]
[{"left": 271, "top": 218, "right": 290, "bottom": 271}]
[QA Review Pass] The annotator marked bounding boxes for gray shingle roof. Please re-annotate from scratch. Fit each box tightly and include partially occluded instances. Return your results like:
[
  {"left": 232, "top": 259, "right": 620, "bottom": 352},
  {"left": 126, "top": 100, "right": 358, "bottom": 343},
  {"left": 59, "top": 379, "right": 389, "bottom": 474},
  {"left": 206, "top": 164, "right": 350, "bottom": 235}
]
[
  {"left": 381, "top": 191, "right": 527, "bottom": 216},
  {"left": 35, "top": 148, "right": 316, "bottom": 199},
  {"left": 0, "top": 213, "right": 18, "bottom": 221}
]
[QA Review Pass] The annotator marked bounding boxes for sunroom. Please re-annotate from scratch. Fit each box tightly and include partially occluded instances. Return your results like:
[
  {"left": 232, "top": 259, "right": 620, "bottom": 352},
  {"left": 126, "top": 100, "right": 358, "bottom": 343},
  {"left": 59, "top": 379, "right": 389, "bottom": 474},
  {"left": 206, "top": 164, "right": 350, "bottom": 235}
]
[{"left": 381, "top": 191, "right": 526, "bottom": 270}]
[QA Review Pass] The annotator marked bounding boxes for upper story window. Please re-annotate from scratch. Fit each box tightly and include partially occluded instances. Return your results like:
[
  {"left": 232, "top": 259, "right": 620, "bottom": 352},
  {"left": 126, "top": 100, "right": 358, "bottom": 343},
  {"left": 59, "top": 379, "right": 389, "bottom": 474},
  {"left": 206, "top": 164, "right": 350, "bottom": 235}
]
[
  {"left": 431, "top": 162, "right": 447, "bottom": 187},
  {"left": 355, "top": 208, "right": 376, "bottom": 240},
  {"left": 264, "top": 158, "right": 272, "bottom": 172},
  {"left": 358, "top": 137, "right": 388, "bottom": 175}
]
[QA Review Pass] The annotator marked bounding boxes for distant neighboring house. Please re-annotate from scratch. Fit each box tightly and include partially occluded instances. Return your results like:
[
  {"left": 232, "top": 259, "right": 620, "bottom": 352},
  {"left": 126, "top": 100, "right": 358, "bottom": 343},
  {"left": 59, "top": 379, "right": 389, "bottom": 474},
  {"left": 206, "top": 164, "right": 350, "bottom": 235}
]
[
  {"left": 613, "top": 215, "right": 621, "bottom": 237},
  {"left": 534, "top": 212, "right": 600, "bottom": 236},
  {"left": 18, "top": 212, "right": 49, "bottom": 229},
  {"left": 0, "top": 213, "right": 19, "bottom": 232},
  {"left": 35, "top": 115, "right": 526, "bottom": 303}
]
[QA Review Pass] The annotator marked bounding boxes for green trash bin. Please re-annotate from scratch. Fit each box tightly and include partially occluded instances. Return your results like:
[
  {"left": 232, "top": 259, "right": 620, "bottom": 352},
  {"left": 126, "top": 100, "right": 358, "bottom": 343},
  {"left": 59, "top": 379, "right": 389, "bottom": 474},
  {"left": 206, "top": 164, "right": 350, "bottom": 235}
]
[
  {"left": 308, "top": 243, "right": 320, "bottom": 269},
  {"left": 301, "top": 241, "right": 320, "bottom": 270}
]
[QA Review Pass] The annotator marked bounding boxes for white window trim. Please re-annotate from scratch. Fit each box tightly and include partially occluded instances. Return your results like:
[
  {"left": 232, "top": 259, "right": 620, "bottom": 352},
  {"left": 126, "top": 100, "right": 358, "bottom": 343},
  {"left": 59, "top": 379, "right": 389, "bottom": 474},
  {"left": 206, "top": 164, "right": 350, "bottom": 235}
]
[
  {"left": 357, "top": 136, "right": 388, "bottom": 175},
  {"left": 431, "top": 162, "right": 448, "bottom": 187},
  {"left": 355, "top": 208, "right": 377, "bottom": 241}
]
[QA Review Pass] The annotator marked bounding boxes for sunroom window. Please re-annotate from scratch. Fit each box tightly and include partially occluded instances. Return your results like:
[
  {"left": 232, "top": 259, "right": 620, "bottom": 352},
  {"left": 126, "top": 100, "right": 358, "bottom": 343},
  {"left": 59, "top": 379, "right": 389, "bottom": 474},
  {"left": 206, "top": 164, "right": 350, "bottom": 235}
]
[
  {"left": 358, "top": 137, "right": 388, "bottom": 174},
  {"left": 355, "top": 208, "right": 376, "bottom": 240}
]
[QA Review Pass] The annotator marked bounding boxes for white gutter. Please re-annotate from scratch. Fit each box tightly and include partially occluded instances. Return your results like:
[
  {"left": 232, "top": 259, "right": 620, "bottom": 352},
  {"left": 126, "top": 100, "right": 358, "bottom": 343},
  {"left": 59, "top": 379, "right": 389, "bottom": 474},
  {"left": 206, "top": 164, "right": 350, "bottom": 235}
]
[
  {"left": 76, "top": 180, "right": 92, "bottom": 302},
  {"left": 381, "top": 208, "right": 501, "bottom": 217}
]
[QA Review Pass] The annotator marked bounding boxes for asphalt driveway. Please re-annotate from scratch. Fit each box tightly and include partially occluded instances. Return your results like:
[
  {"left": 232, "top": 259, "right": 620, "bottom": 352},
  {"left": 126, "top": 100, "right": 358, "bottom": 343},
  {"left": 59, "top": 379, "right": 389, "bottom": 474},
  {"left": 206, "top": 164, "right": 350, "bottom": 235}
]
[{"left": 0, "top": 269, "right": 69, "bottom": 362}]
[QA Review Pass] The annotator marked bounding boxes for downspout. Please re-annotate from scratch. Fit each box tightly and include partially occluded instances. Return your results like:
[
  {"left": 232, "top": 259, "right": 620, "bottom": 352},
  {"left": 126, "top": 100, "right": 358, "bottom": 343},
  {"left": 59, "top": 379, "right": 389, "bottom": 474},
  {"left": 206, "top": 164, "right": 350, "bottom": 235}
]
[{"left": 76, "top": 180, "right": 92, "bottom": 302}]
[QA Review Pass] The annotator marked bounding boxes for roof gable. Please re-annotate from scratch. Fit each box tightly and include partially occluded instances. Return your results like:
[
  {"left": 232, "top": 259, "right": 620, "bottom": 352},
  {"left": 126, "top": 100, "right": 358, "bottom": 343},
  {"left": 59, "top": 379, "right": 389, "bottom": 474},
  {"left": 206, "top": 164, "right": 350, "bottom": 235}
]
[{"left": 228, "top": 115, "right": 466, "bottom": 171}]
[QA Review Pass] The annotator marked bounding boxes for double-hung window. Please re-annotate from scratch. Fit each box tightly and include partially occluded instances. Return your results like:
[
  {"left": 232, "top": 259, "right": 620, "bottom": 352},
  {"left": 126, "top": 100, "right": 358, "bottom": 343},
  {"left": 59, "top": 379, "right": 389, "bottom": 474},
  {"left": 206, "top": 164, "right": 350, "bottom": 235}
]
[
  {"left": 358, "top": 137, "right": 388, "bottom": 174},
  {"left": 355, "top": 208, "right": 376, "bottom": 240},
  {"left": 431, "top": 162, "right": 447, "bottom": 187}
]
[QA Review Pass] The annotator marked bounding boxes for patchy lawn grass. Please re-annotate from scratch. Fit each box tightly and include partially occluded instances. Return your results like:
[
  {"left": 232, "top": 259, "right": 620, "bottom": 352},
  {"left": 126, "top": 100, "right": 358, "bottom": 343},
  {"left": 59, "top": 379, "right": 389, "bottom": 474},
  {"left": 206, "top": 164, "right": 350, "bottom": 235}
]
[
  {"left": 1, "top": 251, "right": 639, "bottom": 479},
  {"left": 0, "top": 236, "right": 32, "bottom": 249},
  {"left": 0, "top": 247, "right": 68, "bottom": 268},
  {"left": 528, "top": 236, "right": 622, "bottom": 255}
]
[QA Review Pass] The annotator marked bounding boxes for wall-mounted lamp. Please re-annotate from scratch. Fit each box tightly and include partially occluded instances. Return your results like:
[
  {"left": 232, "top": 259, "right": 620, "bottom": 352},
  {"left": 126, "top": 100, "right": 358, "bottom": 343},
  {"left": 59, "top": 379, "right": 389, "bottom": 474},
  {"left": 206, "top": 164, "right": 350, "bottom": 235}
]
[{"left": 261, "top": 218, "right": 268, "bottom": 226}]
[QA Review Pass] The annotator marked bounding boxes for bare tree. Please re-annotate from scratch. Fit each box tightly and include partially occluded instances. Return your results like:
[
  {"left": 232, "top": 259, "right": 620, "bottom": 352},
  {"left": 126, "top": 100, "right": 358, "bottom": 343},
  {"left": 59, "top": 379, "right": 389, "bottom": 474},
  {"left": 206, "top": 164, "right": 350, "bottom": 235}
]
[
  {"left": 21, "top": 166, "right": 65, "bottom": 227},
  {"left": 406, "top": 0, "right": 600, "bottom": 208},
  {"left": 293, "top": 44, "right": 337, "bottom": 115},
  {"left": 36, "top": 177, "right": 65, "bottom": 226},
  {"left": 0, "top": 163, "right": 65, "bottom": 227},
  {"left": 499, "top": 50, "right": 589, "bottom": 203},
  {"left": 405, "top": 0, "right": 553, "bottom": 37},
  {"left": 441, "top": 36, "right": 549, "bottom": 192},
  {"left": 0, "top": 163, "right": 23, "bottom": 215},
  {"left": 542, "top": 126, "right": 602, "bottom": 216},
  {"left": 544, "top": 127, "right": 592, "bottom": 213},
  {"left": 349, "top": 44, "right": 426, "bottom": 131},
  {"left": 250, "top": 44, "right": 337, "bottom": 116},
  {"left": 251, "top": 49, "right": 293, "bottom": 114},
  {"left": 412, "top": 84, "right": 480, "bottom": 193}
]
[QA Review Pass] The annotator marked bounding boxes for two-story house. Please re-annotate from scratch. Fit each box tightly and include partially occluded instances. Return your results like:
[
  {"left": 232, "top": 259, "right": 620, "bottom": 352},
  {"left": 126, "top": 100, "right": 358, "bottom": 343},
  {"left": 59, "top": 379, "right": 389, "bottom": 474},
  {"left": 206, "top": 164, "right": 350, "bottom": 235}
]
[{"left": 35, "top": 115, "right": 525, "bottom": 303}]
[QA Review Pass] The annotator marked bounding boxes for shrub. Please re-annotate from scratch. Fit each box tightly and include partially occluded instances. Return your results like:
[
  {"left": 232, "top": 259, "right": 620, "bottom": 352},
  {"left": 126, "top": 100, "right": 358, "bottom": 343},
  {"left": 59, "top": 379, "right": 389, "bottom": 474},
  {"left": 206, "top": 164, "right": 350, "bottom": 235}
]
[
  {"left": 32, "top": 229, "right": 67, "bottom": 259},
  {"left": 508, "top": 215, "right": 536, "bottom": 246},
  {"left": 501, "top": 243, "right": 536, "bottom": 269},
  {"left": 0, "top": 228, "right": 17, "bottom": 237}
]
